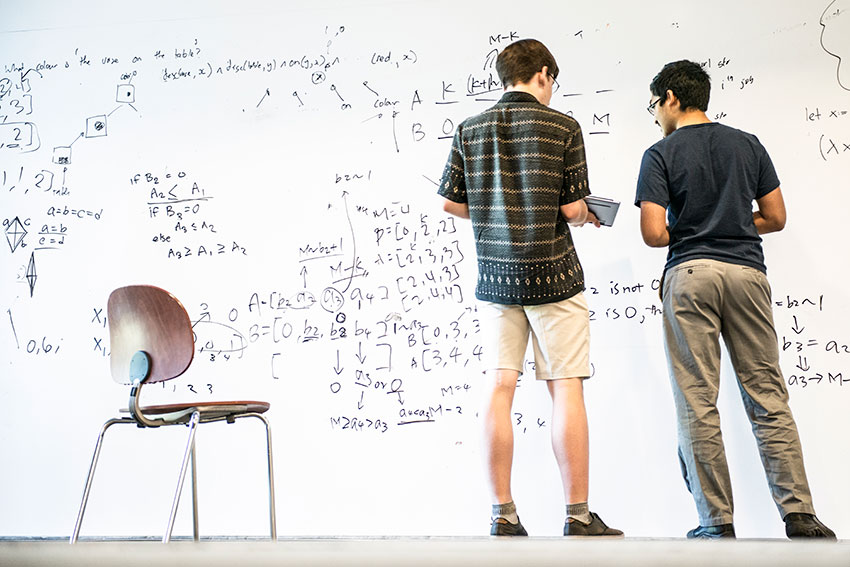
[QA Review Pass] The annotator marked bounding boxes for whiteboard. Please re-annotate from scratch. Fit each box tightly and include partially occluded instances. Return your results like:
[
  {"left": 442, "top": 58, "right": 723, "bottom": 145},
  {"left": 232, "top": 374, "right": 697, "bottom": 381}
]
[{"left": 1, "top": 0, "right": 848, "bottom": 539}]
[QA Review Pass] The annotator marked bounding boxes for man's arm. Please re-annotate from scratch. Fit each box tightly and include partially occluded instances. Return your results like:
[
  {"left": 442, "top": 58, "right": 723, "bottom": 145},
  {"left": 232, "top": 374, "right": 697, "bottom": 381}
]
[
  {"left": 560, "top": 199, "right": 587, "bottom": 226},
  {"left": 753, "top": 187, "right": 786, "bottom": 234},
  {"left": 442, "top": 198, "right": 470, "bottom": 219},
  {"left": 639, "top": 201, "right": 669, "bottom": 247},
  {"left": 560, "top": 199, "right": 602, "bottom": 227}
]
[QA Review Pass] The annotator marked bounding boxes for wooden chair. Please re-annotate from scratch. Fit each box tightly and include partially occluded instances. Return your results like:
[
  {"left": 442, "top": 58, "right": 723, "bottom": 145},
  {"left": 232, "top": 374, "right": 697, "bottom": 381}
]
[{"left": 70, "top": 285, "right": 276, "bottom": 543}]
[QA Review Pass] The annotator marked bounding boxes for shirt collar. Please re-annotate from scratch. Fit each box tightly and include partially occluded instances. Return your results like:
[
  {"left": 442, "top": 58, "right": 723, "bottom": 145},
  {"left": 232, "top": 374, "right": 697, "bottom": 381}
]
[{"left": 499, "top": 91, "right": 541, "bottom": 104}]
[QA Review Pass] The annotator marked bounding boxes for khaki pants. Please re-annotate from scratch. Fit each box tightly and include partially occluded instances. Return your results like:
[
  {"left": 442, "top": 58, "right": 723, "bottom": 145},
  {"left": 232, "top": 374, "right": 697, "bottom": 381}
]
[{"left": 662, "top": 258, "right": 815, "bottom": 526}]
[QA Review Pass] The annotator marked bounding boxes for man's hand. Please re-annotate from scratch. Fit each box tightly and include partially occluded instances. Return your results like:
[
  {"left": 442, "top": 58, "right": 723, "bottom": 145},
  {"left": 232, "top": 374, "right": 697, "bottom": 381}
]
[{"left": 583, "top": 210, "right": 602, "bottom": 228}]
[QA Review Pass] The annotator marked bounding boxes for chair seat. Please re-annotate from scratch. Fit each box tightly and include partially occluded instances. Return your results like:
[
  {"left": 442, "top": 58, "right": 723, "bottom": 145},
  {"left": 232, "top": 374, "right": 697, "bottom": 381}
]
[{"left": 120, "top": 400, "right": 270, "bottom": 423}]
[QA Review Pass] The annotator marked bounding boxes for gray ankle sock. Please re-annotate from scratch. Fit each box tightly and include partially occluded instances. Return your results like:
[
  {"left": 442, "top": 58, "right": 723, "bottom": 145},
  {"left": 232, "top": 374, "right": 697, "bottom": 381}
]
[
  {"left": 492, "top": 501, "right": 519, "bottom": 524},
  {"left": 566, "top": 502, "right": 592, "bottom": 525}
]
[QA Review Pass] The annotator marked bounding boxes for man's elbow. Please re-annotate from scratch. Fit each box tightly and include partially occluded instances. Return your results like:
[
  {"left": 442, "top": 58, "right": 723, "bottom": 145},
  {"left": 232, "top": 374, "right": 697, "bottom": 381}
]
[
  {"left": 442, "top": 199, "right": 470, "bottom": 219},
  {"left": 642, "top": 235, "right": 663, "bottom": 248},
  {"left": 757, "top": 211, "right": 786, "bottom": 234},
  {"left": 641, "top": 229, "right": 668, "bottom": 248}
]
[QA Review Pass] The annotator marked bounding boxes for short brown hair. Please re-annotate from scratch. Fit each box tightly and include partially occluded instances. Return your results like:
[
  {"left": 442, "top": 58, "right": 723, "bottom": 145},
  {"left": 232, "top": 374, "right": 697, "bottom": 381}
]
[{"left": 496, "top": 39, "right": 559, "bottom": 88}]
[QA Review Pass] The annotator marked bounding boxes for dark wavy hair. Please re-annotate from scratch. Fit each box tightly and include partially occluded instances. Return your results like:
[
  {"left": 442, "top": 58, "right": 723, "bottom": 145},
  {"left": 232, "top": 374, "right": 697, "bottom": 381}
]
[
  {"left": 496, "top": 39, "right": 559, "bottom": 88},
  {"left": 650, "top": 60, "right": 711, "bottom": 112}
]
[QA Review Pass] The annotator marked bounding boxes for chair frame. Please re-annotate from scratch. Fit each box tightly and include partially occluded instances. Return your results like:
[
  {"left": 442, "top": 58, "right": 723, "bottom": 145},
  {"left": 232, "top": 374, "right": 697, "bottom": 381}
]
[{"left": 70, "top": 286, "right": 277, "bottom": 543}]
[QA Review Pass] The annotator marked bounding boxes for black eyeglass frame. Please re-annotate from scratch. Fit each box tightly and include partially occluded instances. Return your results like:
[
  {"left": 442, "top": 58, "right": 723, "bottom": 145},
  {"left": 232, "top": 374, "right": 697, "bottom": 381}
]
[{"left": 647, "top": 95, "right": 665, "bottom": 116}]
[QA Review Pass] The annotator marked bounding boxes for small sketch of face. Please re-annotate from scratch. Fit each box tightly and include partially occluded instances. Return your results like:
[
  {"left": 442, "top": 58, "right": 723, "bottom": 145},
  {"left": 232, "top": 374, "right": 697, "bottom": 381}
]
[{"left": 820, "top": 0, "right": 850, "bottom": 90}]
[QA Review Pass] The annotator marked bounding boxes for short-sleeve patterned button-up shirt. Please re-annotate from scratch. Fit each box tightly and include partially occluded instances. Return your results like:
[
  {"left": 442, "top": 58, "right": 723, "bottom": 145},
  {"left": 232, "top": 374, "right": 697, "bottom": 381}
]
[{"left": 438, "top": 91, "right": 590, "bottom": 305}]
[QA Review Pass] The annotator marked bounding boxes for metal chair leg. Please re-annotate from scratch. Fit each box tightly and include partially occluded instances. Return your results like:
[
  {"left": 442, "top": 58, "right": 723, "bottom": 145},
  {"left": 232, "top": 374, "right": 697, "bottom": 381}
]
[
  {"left": 164, "top": 411, "right": 200, "bottom": 543},
  {"left": 265, "top": 419, "right": 277, "bottom": 541},
  {"left": 70, "top": 418, "right": 134, "bottom": 544},
  {"left": 191, "top": 435, "right": 199, "bottom": 541},
  {"left": 249, "top": 413, "right": 277, "bottom": 541}
]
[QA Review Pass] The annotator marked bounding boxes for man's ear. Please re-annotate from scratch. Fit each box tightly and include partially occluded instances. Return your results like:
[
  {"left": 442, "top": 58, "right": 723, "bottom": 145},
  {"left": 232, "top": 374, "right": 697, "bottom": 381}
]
[{"left": 665, "top": 89, "right": 680, "bottom": 110}]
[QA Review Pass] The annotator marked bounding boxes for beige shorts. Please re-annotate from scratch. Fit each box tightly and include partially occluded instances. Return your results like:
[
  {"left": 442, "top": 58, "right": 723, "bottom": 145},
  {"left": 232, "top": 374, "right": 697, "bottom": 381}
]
[{"left": 479, "top": 292, "right": 591, "bottom": 380}]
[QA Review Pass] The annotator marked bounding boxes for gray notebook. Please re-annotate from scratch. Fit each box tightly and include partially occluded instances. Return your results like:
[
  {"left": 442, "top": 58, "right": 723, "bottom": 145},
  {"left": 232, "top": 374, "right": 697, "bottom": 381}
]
[{"left": 585, "top": 195, "right": 621, "bottom": 227}]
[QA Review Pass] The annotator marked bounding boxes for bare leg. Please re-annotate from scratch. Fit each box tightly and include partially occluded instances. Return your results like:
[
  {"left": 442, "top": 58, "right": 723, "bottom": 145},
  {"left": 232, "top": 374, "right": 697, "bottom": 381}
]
[
  {"left": 547, "top": 378, "right": 589, "bottom": 504},
  {"left": 482, "top": 369, "right": 520, "bottom": 504}
]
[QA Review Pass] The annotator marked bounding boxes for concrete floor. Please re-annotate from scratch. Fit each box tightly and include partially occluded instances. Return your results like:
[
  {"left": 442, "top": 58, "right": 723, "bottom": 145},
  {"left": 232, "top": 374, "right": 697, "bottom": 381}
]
[{"left": 1, "top": 538, "right": 849, "bottom": 567}]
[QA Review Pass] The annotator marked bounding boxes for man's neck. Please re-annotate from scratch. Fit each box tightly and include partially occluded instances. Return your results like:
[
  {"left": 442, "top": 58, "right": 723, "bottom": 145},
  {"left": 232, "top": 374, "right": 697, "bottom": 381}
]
[
  {"left": 677, "top": 109, "right": 711, "bottom": 129},
  {"left": 505, "top": 85, "right": 543, "bottom": 105}
]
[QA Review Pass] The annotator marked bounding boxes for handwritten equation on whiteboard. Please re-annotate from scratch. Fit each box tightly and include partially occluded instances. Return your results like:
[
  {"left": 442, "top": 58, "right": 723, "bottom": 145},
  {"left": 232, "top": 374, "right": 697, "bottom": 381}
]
[{"left": 2, "top": 10, "right": 849, "bottom": 442}]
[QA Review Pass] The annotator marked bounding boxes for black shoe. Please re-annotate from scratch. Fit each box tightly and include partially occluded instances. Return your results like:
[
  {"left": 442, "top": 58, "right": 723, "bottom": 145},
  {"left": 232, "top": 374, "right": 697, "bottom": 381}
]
[
  {"left": 784, "top": 513, "right": 837, "bottom": 540},
  {"left": 490, "top": 517, "right": 528, "bottom": 536},
  {"left": 686, "top": 524, "right": 736, "bottom": 539},
  {"left": 564, "top": 512, "right": 624, "bottom": 537}
]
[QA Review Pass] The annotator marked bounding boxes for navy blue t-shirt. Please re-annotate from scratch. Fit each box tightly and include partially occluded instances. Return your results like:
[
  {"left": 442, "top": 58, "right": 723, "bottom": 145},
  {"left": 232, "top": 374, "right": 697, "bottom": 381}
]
[{"left": 634, "top": 122, "right": 780, "bottom": 273}]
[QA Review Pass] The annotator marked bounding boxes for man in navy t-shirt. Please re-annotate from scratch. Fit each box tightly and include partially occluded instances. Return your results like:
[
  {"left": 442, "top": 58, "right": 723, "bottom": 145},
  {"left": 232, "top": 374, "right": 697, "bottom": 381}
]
[{"left": 635, "top": 60, "right": 835, "bottom": 540}]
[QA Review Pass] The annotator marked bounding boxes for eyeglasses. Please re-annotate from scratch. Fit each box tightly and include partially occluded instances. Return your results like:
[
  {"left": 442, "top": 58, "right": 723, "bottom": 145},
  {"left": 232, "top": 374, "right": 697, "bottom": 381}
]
[{"left": 647, "top": 97, "right": 664, "bottom": 116}]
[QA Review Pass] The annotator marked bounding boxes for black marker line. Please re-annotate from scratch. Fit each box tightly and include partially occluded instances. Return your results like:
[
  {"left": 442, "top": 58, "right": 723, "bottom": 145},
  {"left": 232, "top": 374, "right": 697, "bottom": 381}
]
[
  {"left": 257, "top": 88, "right": 270, "bottom": 108},
  {"left": 8, "top": 309, "right": 19, "bottom": 349},
  {"left": 392, "top": 111, "right": 399, "bottom": 153},
  {"left": 299, "top": 253, "right": 345, "bottom": 263},
  {"left": 146, "top": 196, "right": 212, "bottom": 205},
  {"left": 820, "top": 1, "right": 850, "bottom": 91},
  {"left": 362, "top": 81, "right": 379, "bottom": 96},
  {"left": 466, "top": 88, "right": 501, "bottom": 97},
  {"left": 341, "top": 191, "right": 356, "bottom": 293}
]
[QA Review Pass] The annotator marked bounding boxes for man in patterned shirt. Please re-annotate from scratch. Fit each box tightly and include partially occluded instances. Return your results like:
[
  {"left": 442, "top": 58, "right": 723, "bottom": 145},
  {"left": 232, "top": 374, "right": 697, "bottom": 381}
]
[{"left": 438, "top": 38, "right": 621, "bottom": 537}]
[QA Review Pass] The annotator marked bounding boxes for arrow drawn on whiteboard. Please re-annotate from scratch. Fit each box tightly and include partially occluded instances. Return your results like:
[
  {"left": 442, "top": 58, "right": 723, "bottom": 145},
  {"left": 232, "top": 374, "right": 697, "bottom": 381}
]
[
  {"left": 340, "top": 191, "right": 357, "bottom": 293},
  {"left": 333, "top": 350, "right": 344, "bottom": 375},
  {"left": 355, "top": 342, "right": 366, "bottom": 364},
  {"left": 392, "top": 110, "right": 399, "bottom": 153},
  {"left": 257, "top": 88, "right": 270, "bottom": 108},
  {"left": 790, "top": 316, "right": 805, "bottom": 335},
  {"left": 362, "top": 80, "right": 379, "bottom": 96},
  {"left": 357, "top": 391, "right": 364, "bottom": 410},
  {"left": 300, "top": 266, "right": 308, "bottom": 288}
]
